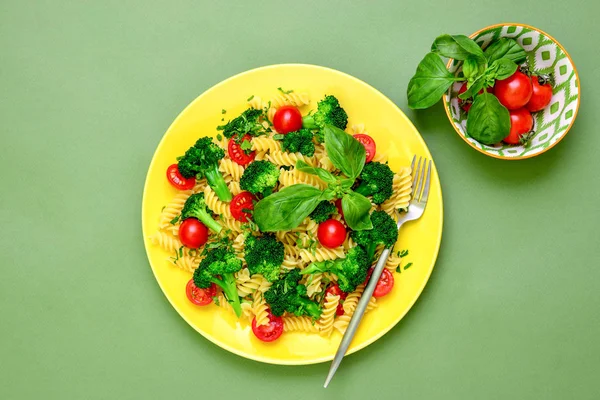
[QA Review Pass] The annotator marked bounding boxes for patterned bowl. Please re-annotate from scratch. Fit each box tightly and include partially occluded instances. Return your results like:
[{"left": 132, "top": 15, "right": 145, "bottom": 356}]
[{"left": 444, "top": 23, "right": 580, "bottom": 159}]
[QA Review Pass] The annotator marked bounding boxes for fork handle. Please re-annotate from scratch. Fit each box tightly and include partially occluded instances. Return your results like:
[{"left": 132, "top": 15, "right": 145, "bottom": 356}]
[{"left": 324, "top": 240, "right": 397, "bottom": 387}]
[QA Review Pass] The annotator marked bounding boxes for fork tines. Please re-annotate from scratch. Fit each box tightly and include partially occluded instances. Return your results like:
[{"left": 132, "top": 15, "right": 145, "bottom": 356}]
[{"left": 410, "top": 155, "right": 432, "bottom": 204}]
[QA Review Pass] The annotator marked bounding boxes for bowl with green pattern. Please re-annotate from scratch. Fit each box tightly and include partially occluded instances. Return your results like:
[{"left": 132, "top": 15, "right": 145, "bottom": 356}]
[{"left": 443, "top": 23, "right": 580, "bottom": 160}]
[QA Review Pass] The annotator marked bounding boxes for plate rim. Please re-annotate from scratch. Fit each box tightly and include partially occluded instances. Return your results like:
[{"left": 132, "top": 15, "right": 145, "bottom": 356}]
[{"left": 141, "top": 63, "right": 444, "bottom": 365}]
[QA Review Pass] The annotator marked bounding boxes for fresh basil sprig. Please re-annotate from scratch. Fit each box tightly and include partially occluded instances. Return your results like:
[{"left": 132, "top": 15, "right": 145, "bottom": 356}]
[
  {"left": 431, "top": 34, "right": 484, "bottom": 60},
  {"left": 253, "top": 124, "right": 373, "bottom": 232},
  {"left": 484, "top": 38, "right": 527, "bottom": 64}
]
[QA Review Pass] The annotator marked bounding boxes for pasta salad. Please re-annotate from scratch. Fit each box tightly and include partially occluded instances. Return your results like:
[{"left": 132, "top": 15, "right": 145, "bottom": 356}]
[{"left": 150, "top": 90, "right": 413, "bottom": 342}]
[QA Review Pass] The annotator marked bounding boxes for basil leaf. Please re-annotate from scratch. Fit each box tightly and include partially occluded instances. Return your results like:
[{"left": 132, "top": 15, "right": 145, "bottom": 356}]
[
  {"left": 339, "top": 178, "right": 354, "bottom": 192},
  {"left": 462, "top": 55, "right": 487, "bottom": 80},
  {"left": 458, "top": 75, "right": 486, "bottom": 100},
  {"left": 407, "top": 53, "right": 461, "bottom": 109},
  {"left": 489, "top": 58, "right": 518, "bottom": 80},
  {"left": 323, "top": 125, "right": 365, "bottom": 180},
  {"left": 342, "top": 192, "right": 373, "bottom": 231},
  {"left": 484, "top": 38, "right": 527, "bottom": 64},
  {"left": 466, "top": 92, "right": 510, "bottom": 145},
  {"left": 295, "top": 160, "right": 337, "bottom": 184},
  {"left": 431, "top": 34, "right": 484, "bottom": 60},
  {"left": 253, "top": 184, "right": 324, "bottom": 231}
]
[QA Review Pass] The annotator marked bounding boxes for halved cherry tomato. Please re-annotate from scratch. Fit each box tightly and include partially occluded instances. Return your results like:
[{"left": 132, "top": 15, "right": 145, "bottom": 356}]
[
  {"left": 166, "top": 164, "right": 195, "bottom": 190},
  {"left": 317, "top": 219, "right": 346, "bottom": 248},
  {"left": 251, "top": 312, "right": 284, "bottom": 342},
  {"left": 179, "top": 218, "right": 208, "bottom": 249},
  {"left": 230, "top": 191, "right": 255, "bottom": 222},
  {"left": 273, "top": 105, "right": 302, "bottom": 134},
  {"left": 526, "top": 75, "right": 553, "bottom": 112},
  {"left": 495, "top": 71, "right": 533, "bottom": 110},
  {"left": 458, "top": 82, "right": 494, "bottom": 112},
  {"left": 228, "top": 134, "right": 255, "bottom": 166},
  {"left": 186, "top": 279, "right": 216, "bottom": 306},
  {"left": 503, "top": 108, "right": 534, "bottom": 145},
  {"left": 353, "top": 134, "right": 376, "bottom": 163},
  {"left": 364, "top": 268, "right": 395, "bottom": 298},
  {"left": 325, "top": 284, "right": 348, "bottom": 315}
]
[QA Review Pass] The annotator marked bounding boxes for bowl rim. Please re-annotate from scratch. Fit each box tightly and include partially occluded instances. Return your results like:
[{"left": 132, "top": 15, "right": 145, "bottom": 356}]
[{"left": 443, "top": 22, "right": 581, "bottom": 160}]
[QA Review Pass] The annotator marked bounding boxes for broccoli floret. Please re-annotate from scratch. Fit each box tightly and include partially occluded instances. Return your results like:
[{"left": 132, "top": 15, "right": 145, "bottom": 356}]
[
  {"left": 301, "top": 247, "right": 369, "bottom": 293},
  {"left": 354, "top": 162, "right": 394, "bottom": 205},
  {"left": 280, "top": 128, "right": 315, "bottom": 156},
  {"left": 264, "top": 269, "right": 322, "bottom": 319},
  {"left": 244, "top": 234, "right": 284, "bottom": 282},
  {"left": 217, "top": 108, "right": 267, "bottom": 140},
  {"left": 193, "top": 247, "right": 243, "bottom": 317},
  {"left": 180, "top": 193, "right": 222, "bottom": 233},
  {"left": 350, "top": 210, "right": 398, "bottom": 262},
  {"left": 240, "top": 160, "right": 280, "bottom": 197},
  {"left": 302, "top": 95, "right": 348, "bottom": 131},
  {"left": 309, "top": 200, "right": 337, "bottom": 223},
  {"left": 177, "top": 137, "right": 232, "bottom": 202}
]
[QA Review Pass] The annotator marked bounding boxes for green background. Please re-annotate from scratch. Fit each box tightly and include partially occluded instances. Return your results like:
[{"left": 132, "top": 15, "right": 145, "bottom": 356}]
[{"left": 2, "top": 1, "right": 598, "bottom": 399}]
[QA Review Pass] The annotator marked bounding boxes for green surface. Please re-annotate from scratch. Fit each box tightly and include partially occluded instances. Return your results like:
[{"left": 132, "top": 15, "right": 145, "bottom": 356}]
[{"left": 1, "top": 1, "right": 598, "bottom": 399}]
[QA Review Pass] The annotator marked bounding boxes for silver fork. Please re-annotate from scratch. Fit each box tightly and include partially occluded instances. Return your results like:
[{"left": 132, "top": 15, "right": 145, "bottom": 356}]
[{"left": 323, "top": 155, "right": 433, "bottom": 388}]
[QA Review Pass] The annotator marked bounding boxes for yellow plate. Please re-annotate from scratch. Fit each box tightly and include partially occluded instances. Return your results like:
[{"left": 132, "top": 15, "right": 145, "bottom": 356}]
[{"left": 141, "top": 64, "right": 443, "bottom": 365}]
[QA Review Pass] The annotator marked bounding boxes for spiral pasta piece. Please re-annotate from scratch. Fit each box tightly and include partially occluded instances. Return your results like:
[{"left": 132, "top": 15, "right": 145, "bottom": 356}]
[
  {"left": 158, "top": 190, "right": 193, "bottom": 229},
  {"left": 228, "top": 181, "right": 242, "bottom": 196},
  {"left": 281, "top": 255, "right": 303, "bottom": 271},
  {"left": 203, "top": 186, "right": 231, "bottom": 218},
  {"left": 283, "top": 316, "right": 319, "bottom": 333},
  {"left": 149, "top": 231, "right": 182, "bottom": 253},
  {"left": 343, "top": 284, "right": 364, "bottom": 314},
  {"left": 252, "top": 136, "right": 280, "bottom": 153},
  {"left": 283, "top": 243, "right": 303, "bottom": 258},
  {"left": 267, "top": 151, "right": 316, "bottom": 167},
  {"left": 219, "top": 158, "right": 245, "bottom": 181},
  {"left": 247, "top": 95, "right": 265, "bottom": 110},
  {"left": 385, "top": 252, "right": 403, "bottom": 271},
  {"left": 279, "top": 169, "right": 326, "bottom": 190},
  {"left": 220, "top": 216, "right": 245, "bottom": 233},
  {"left": 252, "top": 293, "right": 270, "bottom": 326},
  {"left": 166, "top": 254, "right": 201, "bottom": 273},
  {"left": 299, "top": 247, "right": 345, "bottom": 263},
  {"left": 236, "top": 271, "right": 271, "bottom": 297},
  {"left": 305, "top": 273, "right": 324, "bottom": 297},
  {"left": 381, "top": 167, "right": 413, "bottom": 215},
  {"left": 271, "top": 92, "right": 310, "bottom": 108},
  {"left": 318, "top": 293, "right": 340, "bottom": 337}
]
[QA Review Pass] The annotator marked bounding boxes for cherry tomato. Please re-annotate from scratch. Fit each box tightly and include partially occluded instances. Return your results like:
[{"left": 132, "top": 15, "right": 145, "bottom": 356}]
[
  {"left": 166, "top": 164, "right": 195, "bottom": 190},
  {"left": 186, "top": 279, "right": 216, "bottom": 306},
  {"left": 372, "top": 269, "right": 394, "bottom": 297},
  {"left": 325, "top": 284, "right": 348, "bottom": 315},
  {"left": 334, "top": 199, "right": 344, "bottom": 219},
  {"left": 179, "top": 218, "right": 208, "bottom": 249},
  {"left": 526, "top": 75, "right": 553, "bottom": 112},
  {"left": 272, "top": 105, "right": 302, "bottom": 134},
  {"left": 458, "top": 83, "right": 494, "bottom": 112},
  {"left": 251, "top": 312, "right": 284, "bottom": 342},
  {"left": 230, "top": 191, "right": 255, "bottom": 222},
  {"left": 353, "top": 134, "right": 376, "bottom": 163},
  {"left": 317, "top": 219, "right": 346, "bottom": 248},
  {"left": 494, "top": 71, "right": 533, "bottom": 110},
  {"left": 503, "top": 108, "right": 534, "bottom": 145},
  {"left": 228, "top": 135, "right": 255, "bottom": 166}
]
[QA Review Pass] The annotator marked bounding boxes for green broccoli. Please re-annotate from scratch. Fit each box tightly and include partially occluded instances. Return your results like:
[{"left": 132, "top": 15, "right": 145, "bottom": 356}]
[
  {"left": 180, "top": 193, "right": 222, "bottom": 233},
  {"left": 350, "top": 210, "right": 398, "bottom": 262},
  {"left": 240, "top": 160, "right": 280, "bottom": 197},
  {"left": 177, "top": 137, "right": 232, "bottom": 202},
  {"left": 244, "top": 234, "right": 284, "bottom": 282},
  {"left": 193, "top": 247, "right": 243, "bottom": 317},
  {"left": 301, "top": 246, "right": 369, "bottom": 293},
  {"left": 309, "top": 200, "right": 337, "bottom": 223},
  {"left": 264, "top": 268, "right": 322, "bottom": 319},
  {"left": 280, "top": 128, "right": 315, "bottom": 156},
  {"left": 217, "top": 108, "right": 268, "bottom": 140},
  {"left": 354, "top": 161, "right": 394, "bottom": 204},
  {"left": 302, "top": 95, "right": 348, "bottom": 131}
]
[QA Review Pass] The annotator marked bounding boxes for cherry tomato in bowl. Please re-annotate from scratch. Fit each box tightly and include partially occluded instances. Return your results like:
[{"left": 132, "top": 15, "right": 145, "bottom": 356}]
[
  {"left": 495, "top": 71, "right": 533, "bottom": 110},
  {"left": 273, "top": 105, "right": 302, "bottom": 134},
  {"left": 317, "top": 219, "right": 346, "bottom": 248},
  {"left": 457, "top": 82, "right": 494, "bottom": 112},
  {"left": 353, "top": 134, "right": 376, "bottom": 163},
  {"left": 526, "top": 75, "right": 553, "bottom": 112},
  {"left": 230, "top": 191, "right": 255, "bottom": 222},
  {"left": 186, "top": 279, "right": 216, "bottom": 306},
  {"left": 228, "top": 135, "right": 255, "bottom": 166},
  {"left": 179, "top": 218, "right": 208, "bottom": 249},
  {"left": 251, "top": 312, "right": 284, "bottom": 342},
  {"left": 166, "top": 164, "right": 195, "bottom": 190},
  {"left": 503, "top": 108, "right": 534, "bottom": 145}
]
